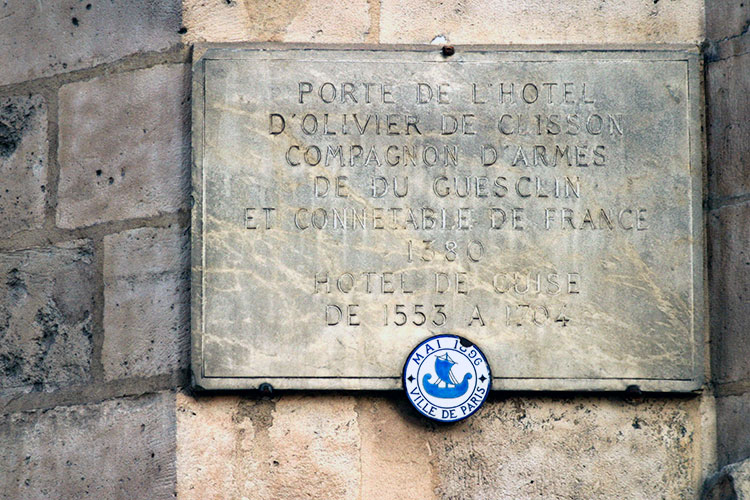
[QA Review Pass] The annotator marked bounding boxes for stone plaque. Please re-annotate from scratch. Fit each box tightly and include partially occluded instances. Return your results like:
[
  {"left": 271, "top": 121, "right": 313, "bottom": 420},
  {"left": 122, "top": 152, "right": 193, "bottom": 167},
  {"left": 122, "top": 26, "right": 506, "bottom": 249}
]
[{"left": 191, "top": 45, "right": 703, "bottom": 391}]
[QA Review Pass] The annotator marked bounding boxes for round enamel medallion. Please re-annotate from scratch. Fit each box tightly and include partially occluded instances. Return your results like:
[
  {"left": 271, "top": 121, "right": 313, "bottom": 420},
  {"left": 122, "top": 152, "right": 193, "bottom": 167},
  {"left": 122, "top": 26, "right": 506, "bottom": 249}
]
[{"left": 403, "top": 335, "right": 492, "bottom": 423}]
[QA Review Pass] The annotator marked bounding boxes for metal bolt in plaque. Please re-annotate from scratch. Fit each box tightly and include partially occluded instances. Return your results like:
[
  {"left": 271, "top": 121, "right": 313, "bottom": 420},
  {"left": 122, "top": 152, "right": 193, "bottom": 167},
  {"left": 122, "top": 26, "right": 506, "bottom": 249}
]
[{"left": 191, "top": 45, "right": 704, "bottom": 392}]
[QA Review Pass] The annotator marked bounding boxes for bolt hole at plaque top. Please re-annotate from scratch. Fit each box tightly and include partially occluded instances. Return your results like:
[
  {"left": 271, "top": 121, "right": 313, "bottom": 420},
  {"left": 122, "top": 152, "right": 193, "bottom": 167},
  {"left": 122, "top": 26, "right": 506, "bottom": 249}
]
[
  {"left": 459, "top": 337, "right": 473, "bottom": 348},
  {"left": 441, "top": 45, "right": 455, "bottom": 57}
]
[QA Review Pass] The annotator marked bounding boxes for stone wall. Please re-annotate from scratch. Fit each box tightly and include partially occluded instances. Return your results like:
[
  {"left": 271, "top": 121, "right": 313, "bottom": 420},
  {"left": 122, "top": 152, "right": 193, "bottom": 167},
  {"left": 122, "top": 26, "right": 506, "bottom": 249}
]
[
  {"left": 0, "top": 2, "right": 189, "bottom": 498},
  {"left": 705, "top": 0, "right": 750, "bottom": 471},
  {"left": 0, "top": 0, "right": 744, "bottom": 498}
]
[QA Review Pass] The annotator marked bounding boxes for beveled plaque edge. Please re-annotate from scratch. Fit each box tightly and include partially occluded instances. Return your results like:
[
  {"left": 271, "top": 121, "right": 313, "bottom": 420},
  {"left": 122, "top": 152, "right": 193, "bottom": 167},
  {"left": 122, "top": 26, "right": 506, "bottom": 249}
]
[{"left": 189, "top": 44, "right": 705, "bottom": 393}]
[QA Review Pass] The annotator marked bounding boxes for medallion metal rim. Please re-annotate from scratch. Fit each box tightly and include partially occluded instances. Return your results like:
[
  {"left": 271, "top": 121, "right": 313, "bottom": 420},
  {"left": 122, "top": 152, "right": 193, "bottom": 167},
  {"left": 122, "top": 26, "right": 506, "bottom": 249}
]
[{"left": 402, "top": 334, "right": 492, "bottom": 423}]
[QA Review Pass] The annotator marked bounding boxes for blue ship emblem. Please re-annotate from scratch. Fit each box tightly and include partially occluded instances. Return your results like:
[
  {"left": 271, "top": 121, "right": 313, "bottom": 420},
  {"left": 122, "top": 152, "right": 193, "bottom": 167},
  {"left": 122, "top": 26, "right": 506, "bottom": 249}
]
[
  {"left": 403, "top": 334, "right": 492, "bottom": 423},
  {"left": 422, "top": 353, "right": 472, "bottom": 399}
]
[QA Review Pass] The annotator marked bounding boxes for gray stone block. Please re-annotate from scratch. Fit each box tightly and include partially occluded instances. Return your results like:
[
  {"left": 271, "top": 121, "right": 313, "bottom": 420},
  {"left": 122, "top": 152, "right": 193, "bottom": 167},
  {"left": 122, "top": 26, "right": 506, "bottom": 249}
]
[
  {"left": 708, "top": 51, "right": 750, "bottom": 199},
  {"left": 704, "top": 456, "right": 750, "bottom": 500},
  {"left": 0, "top": 95, "right": 47, "bottom": 237},
  {"left": 0, "top": 0, "right": 181, "bottom": 86},
  {"left": 709, "top": 202, "right": 750, "bottom": 384},
  {"left": 103, "top": 226, "right": 189, "bottom": 381},
  {"left": 717, "top": 394, "right": 750, "bottom": 467},
  {"left": 705, "top": 0, "right": 750, "bottom": 42},
  {"left": 0, "top": 240, "right": 94, "bottom": 393},
  {"left": 0, "top": 392, "right": 176, "bottom": 500},
  {"left": 57, "top": 64, "right": 190, "bottom": 229}
]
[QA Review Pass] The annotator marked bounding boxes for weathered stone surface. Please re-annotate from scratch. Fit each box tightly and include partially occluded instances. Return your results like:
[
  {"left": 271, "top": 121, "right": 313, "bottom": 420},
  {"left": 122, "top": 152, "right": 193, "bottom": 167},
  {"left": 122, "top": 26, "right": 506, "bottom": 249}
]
[
  {"left": 176, "top": 392, "right": 701, "bottom": 499},
  {"left": 704, "top": 456, "right": 750, "bottom": 500},
  {"left": 0, "top": 240, "right": 94, "bottom": 393},
  {"left": 0, "top": 0, "right": 181, "bottom": 86},
  {"left": 193, "top": 47, "right": 703, "bottom": 392},
  {"left": 0, "top": 96, "right": 47, "bottom": 237},
  {"left": 716, "top": 394, "right": 750, "bottom": 467},
  {"left": 177, "top": 393, "right": 360, "bottom": 500},
  {"left": 709, "top": 202, "right": 750, "bottom": 385},
  {"left": 379, "top": 0, "right": 704, "bottom": 44},
  {"left": 707, "top": 51, "right": 750, "bottom": 199},
  {"left": 57, "top": 65, "right": 190, "bottom": 229},
  {"left": 182, "top": 0, "right": 373, "bottom": 43},
  {"left": 430, "top": 396, "right": 697, "bottom": 499},
  {"left": 357, "top": 398, "right": 439, "bottom": 500},
  {"left": 103, "top": 225, "right": 189, "bottom": 381},
  {"left": 705, "top": 0, "right": 750, "bottom": 42},
  {"left": 0, "top": 392, "right": 176, "bottom": 500}
]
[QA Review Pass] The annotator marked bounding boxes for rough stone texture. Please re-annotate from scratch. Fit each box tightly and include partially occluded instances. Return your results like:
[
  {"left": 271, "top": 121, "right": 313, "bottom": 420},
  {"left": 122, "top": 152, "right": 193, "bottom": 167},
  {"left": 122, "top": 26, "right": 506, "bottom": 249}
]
[
  {"left": 709, "top": 202, "right": 750, "bottom": 385},
  {"left": 707, "top": 51, "right": 750, "bottom": 199},
  {"left": 716, "top": 394, "right": 750, "bottom": 467},
  {"left": 705, "top": 0, "right": 750, "bottom": 41},
  {"left": 379, "top": 0, "right": 704, "bottom": 44},
  {"left": 0, "top": 0, "right": 181, "bottom": 86},
  {"left": 177, "top": 392, "right": 701, "bottom": 499},
  {"left": 703, "top": 456, "right": 750, "bottom": 500},
  {"left": 177, "top": 393, "right": 360, "bottom": 500},
  {"left": 0, "top": 392, "right": 176, "bottom": 500},
  {"left": 103, "top": 225, "right": 189, "bottom": 381},
  {"left": 57, "top": 64, "right": 190, "bottom": 229},
  {"left": 182, "top": 0, "right": 373, "bottom": 43},
  {"left": 0, "top": 240, "right": 94, "bottom": 393},
  {"left": 0, "top": 96, "right": 47, "bottom": 237}
]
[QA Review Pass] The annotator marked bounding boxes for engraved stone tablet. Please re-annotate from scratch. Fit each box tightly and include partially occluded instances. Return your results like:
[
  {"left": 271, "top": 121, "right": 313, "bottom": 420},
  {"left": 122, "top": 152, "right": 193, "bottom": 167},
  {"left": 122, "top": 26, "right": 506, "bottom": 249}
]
[{"left": 191, "top": 45, "right": 704, "bottom": 391}]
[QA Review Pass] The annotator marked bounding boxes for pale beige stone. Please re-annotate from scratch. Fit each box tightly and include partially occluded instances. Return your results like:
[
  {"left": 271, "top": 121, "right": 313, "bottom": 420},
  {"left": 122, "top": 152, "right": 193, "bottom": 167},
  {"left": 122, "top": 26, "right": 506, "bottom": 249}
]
[
  {"left": 57, "top": 65, "right": 190, "bottom": 229},
  {"left": 379, "top": 0, "right": 704, "bottom": 44},
  {"left": 176, "top": 394, "right": 264, "bottom": 500},
  {"left": 358, "top": 399, "right": 435, "bottom": 500},
  {"left": 177, "top": 393, "right": 702, "bottom": 499},
  {"left": 0, "top": 96, "right": 47, "bottom": 237},
  {"left": 103, "top": 225, "right": 189, "bottom": 381},
  {"left": 0, "top": 0, "right": 181, "bottom": 86},
  {"left": 267, "top": 396, "right": 360, "bottom": 499},
  {"left": 177, "top": 393, "right": 360, "bottom": 500},
  {"left": 430, "top": 396, "right": 699, "bottom": 499},
  {"left": 182, "top": 0, "right": 373, "bottom": 43}
]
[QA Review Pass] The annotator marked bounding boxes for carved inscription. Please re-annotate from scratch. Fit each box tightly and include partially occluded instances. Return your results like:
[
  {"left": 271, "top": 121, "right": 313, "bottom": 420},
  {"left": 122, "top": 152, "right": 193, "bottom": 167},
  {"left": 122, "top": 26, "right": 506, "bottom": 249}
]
[{"left": 192, "top": 48, "right": 703, "bottom": 391}]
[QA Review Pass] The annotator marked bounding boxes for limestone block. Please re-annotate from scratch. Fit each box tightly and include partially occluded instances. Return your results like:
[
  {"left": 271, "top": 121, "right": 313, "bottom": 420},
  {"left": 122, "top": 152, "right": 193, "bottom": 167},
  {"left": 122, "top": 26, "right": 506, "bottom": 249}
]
[
  {"left": 0, "top": 240, "right": 94, "bottom": 393},
  {"left": 709, "top": 202, "right": 750, "bottom": 384},
  {"left": 0, "top": 392, "right": 175, "bottom": 500},
  {"left": 182, "top": 0, "right": 373, "bottom": 43},
  {"left": 0, "top": 0, "right": 181, "bottom": 86},
  {"left": 0, "top": 96, "right": 47, "bottom": 237},
  {"left": 103, "top": 225, "right": 189, "bottom": 380},
  {"left": 177, "top": 393, "right": 361, "bottom": 500},
  {"left": 379, "top": 0, "right": 704, "bottom": 44},
  {"left": 176, "top": 393, "right": 699, "bottom": 499},
  {"left": 716, "top": 394, "right": 750, "bottom": 467},
  {"left": 57, "top": 64, "right": 190, "bottom": 229},
  {"left": 357, "top": 399, "right": 437, "bottom": 500},
  {"left": 708, "top": 51, "right": 750, "bottom": 199},
  {"left": 704, "top": 456, "right": 750, "bottom": 500},
  {"left": 430, "top": 396, "right": 697, "bottom": 499}
]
